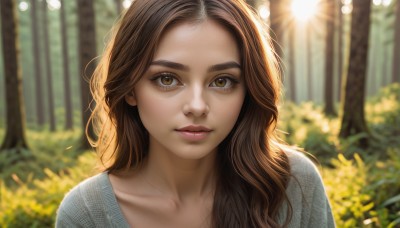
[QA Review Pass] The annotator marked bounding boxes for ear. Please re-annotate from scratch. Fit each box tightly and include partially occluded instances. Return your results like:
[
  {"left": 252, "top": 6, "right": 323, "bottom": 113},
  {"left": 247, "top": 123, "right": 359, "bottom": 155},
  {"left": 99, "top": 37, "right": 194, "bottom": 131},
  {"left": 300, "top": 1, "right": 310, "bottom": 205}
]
[{"left": 125, "top": 92, "right": 137, "bottom": 106}]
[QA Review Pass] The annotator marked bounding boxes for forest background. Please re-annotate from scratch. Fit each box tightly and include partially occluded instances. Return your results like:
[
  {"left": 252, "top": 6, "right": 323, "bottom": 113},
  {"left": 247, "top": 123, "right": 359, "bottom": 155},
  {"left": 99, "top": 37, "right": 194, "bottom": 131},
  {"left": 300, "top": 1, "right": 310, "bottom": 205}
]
[{"left": 0, "top": 0, "right": 399, "bottom": 227}]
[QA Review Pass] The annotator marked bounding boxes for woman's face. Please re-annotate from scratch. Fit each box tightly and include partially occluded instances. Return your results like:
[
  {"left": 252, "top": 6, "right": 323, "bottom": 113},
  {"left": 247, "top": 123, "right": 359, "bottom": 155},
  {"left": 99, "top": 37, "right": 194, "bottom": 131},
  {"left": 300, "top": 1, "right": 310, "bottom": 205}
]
[{"left": 126, "top": 20, "right": 245, "bottom": 160}]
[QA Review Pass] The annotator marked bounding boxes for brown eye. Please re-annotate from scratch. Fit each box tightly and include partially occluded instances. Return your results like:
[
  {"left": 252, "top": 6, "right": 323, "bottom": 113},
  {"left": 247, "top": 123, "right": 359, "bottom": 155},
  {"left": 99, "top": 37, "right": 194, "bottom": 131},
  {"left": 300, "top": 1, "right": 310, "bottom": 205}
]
[
  {"left": 161, "top": 76, "right": 174, "bottom": 85},
  {"left": 210, "top": 76, "right": 236, "bottom": 89},
  {"left": 214, "top": 78, "right": 227, "bottom": 87},
  {"left": 151, "top": 73, "right": 181, "bottom": 91}
]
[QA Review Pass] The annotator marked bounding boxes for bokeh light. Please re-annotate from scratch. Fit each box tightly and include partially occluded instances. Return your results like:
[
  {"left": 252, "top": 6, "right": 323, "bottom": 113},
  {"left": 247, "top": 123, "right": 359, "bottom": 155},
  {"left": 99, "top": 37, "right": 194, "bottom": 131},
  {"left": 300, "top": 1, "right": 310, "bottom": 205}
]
[
  {"left": 47, "top": 0, "right": 61, "bottom": 10},
  {"left": 258, "top": 5, "right": 270, "bottom": 20},
  {"left": 341, "top": 4, "right": 353, "bottom": 14},
  {"left": 19, "top": 1, "right": 29, "bottom": 11},
  {"left": 122, "top": 0, "right": 133, "bottom": 9},
  {"left": 382, "top": 0, "right": 392, "bottom": 6},
  {"left": 291, "top": 0, "right": 320, "bottom": 22}
]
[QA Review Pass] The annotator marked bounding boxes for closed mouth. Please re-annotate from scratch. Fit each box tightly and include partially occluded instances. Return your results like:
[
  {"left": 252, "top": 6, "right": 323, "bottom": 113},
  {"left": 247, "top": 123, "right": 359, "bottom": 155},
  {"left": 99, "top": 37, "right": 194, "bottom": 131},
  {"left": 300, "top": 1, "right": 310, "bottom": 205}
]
[{"left": 175, "top": 125, "right": 212, "bottom": 132}]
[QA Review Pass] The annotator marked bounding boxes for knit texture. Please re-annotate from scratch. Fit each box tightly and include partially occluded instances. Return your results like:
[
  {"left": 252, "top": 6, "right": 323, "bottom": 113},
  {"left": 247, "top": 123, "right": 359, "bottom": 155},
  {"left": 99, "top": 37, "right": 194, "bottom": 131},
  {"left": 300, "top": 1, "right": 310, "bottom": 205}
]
[{"left": 56, "top": 149, "right": 335, "bottom": 227}]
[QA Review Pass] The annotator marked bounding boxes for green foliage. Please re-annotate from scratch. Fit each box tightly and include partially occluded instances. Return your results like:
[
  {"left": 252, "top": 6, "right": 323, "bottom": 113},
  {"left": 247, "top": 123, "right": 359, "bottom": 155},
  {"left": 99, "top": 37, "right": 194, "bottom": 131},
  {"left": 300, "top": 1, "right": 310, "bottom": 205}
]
[
  {"left": 366, "top": 83, "right": 400, "bottom": 153},
  {"left": 0, "top": 128, "right": 97, "bottom": 227},
  {"left": 323, "top": 150, "right": 400, "bottom": 228},
  {"left": 338, "top": 83, "right": 400, "bottom": 159},
  {"left": 322, "top": 154, "right": 374, "bottom": 227},
  {"left": 0, "top": 152, "right": 97, "bottom": 227},
  {"left": 367, "top": 148, "right": 400, "bottom": 227},
  {"left": 278, "top": 102, "right": 338, "bottom": 164},
  {"left": 278, "top": 84, "right": 400, "bottom": 227},
  {"left": 0, "top": 129, "right": 85, "bottom": 187}
]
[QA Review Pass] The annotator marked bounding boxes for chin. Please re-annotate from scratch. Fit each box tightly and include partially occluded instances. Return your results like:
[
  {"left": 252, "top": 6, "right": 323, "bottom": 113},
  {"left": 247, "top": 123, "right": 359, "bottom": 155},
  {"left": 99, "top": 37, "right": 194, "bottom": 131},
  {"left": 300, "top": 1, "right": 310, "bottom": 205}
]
[{"left": 171, "top": 148, "right": 217, "bottom": 161}]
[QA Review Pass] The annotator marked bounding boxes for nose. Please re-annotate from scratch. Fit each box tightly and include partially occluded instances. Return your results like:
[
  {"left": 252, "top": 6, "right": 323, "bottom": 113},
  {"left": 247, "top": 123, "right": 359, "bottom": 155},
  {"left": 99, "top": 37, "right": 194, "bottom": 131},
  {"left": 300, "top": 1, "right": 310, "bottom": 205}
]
[{"left": 183, "top": 85, "right": 209, "bottom": 117}]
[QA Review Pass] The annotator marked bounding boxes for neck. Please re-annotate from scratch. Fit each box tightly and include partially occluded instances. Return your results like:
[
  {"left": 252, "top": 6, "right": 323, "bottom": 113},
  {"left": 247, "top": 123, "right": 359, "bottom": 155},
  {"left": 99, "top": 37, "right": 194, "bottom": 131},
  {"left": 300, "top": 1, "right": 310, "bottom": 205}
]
[{"left": 141, "top": 146, "right": 217, "bottom": 201}]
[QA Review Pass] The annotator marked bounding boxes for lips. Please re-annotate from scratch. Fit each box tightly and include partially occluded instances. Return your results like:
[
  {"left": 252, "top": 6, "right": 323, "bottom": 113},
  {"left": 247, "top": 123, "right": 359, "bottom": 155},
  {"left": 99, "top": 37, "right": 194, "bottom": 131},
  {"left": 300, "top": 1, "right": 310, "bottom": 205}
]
[
  {"left": 175, "top": 125, "right": 212, "bottom": 132},
  {"left": 175, "top": 125, "right": 212, "bottom": 141}
]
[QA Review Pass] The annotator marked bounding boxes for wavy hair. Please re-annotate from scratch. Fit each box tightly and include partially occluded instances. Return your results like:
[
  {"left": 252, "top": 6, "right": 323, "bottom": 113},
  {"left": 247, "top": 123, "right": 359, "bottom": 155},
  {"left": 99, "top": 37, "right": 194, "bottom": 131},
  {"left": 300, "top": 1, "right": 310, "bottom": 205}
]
[{"left": 89, "top": 0, "right": 292, "bottom": 227}]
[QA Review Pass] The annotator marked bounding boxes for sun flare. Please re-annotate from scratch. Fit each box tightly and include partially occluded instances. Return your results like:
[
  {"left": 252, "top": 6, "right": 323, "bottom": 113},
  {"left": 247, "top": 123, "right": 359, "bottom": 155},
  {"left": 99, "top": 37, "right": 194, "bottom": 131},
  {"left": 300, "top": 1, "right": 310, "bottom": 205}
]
[{"left": 291, "top": 0, "right": 320, "bottom": 22}]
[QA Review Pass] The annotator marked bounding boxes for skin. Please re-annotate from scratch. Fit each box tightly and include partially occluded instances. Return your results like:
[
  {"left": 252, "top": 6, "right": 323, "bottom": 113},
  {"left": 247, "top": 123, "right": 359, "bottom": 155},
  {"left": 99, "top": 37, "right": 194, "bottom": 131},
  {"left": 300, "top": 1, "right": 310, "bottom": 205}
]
[{"left": 109, "top": 19, "right": 245, "bottom": 228}]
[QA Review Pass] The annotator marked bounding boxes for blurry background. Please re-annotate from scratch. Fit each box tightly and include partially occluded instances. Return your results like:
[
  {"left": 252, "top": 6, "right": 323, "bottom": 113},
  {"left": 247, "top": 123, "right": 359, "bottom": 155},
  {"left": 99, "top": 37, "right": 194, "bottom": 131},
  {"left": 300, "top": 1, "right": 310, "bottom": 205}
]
[{"left": 0, "top": 0, "right": 399, "bottom": 227}]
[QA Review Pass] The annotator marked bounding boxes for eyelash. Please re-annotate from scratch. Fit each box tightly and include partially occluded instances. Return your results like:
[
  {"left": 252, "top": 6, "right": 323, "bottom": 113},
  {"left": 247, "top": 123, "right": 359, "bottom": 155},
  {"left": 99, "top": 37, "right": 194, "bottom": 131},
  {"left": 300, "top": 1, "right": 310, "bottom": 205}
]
[
  {"left": 150, "top": 72, "right": 239, "bottom": 91},
  {"left": 150, "top": 72, "right": 182, "bottom": 91}
]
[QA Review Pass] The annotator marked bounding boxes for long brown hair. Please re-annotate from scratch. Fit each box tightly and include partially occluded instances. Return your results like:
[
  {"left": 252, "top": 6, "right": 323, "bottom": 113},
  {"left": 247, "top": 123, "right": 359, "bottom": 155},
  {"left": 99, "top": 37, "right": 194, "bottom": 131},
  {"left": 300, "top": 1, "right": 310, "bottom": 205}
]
[{"left": 89, "top": 0, "right": 292, "bottom": 227}]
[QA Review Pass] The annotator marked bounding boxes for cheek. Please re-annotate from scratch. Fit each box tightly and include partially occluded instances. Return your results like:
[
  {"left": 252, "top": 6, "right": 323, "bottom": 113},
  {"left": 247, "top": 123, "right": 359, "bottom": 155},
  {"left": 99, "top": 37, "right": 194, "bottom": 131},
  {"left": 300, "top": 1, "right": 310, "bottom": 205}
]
[
  {"left": 136, "top": 95, "right": 176, "bottom": 125},
  {"left": 215, "top": 96, "right": 245, "bottom": 129}
]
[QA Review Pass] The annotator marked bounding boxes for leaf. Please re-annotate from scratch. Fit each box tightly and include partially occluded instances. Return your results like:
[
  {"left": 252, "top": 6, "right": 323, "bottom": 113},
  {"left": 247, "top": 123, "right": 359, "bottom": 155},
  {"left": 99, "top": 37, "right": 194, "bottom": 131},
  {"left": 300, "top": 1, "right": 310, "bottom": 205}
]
[
  {"left": 388, "top": 217, "right": 400, "bottom": 228},
  {"left": 346, "top": 133, "right": 369, "bottom": 145},
  {"left": 381, "top": 194, "right": 400, "bottom": 207},
  {"left": 362, "top": 202, "right": 374, "bottom": 212}
]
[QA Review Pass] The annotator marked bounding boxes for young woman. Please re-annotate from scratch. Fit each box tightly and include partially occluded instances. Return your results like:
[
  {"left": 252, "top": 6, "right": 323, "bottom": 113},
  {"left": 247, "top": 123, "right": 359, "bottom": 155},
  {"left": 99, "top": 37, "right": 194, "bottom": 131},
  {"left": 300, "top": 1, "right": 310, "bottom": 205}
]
[{"left": 56, "top": 0, "right": 335, "bottom": 227}]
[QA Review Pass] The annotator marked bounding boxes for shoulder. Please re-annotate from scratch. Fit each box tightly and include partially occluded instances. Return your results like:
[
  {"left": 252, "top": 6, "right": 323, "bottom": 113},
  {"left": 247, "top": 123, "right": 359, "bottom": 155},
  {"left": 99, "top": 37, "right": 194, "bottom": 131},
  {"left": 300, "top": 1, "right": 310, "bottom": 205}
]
[
  {"left": 56, "top": 172, "right": 109, "bottom": 227},
  {"left": 284, "top": 148, "right": 322, "bottom": 184},
  {"left": 282, "top": 147, "right": 325, "bottom": 196},
  {"left": 281, "top": 148, "right": 336, "bottom": 227}
]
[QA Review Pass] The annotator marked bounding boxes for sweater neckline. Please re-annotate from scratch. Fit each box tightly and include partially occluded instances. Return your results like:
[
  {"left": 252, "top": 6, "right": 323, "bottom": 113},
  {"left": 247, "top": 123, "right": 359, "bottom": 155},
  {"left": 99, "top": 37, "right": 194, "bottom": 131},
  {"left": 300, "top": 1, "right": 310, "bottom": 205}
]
[{"left": 100, "top": 172, "right": 130, "bottom": 227}]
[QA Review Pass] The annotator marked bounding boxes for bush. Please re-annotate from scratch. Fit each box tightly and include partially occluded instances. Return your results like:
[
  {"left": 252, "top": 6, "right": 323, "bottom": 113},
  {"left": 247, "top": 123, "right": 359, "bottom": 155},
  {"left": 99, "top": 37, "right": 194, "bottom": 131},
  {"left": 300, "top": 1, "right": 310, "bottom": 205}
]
[
  {"left": 323, "top": 154, "right": 375, "bottom": 227},
  {"left": 323, "top": 151, "right": 400, "bottom": 228},
  {"left": 278, "top": 102, "right": 338, "bottom": 165},
  {"left": 0, "top": 129, "right": 85, "bottom": 187},
  {"left": 279, "top": 84, "right": 400, "bottom": 227},
  {"left": 365, "top": 84, "right": 400, "bottom": 158},
  {"left": 0, "top": 152, "right": 98, "bottom": 227},
  {"left": 367, "top": 148, "right": 400, "bottom": 227}
]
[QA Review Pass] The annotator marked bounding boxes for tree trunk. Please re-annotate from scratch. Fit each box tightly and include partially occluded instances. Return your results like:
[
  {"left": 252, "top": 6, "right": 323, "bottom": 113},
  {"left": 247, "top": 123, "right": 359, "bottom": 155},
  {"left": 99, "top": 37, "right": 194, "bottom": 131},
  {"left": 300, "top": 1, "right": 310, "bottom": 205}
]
[
  {"left": 392, "top": 0, "right": 400, "bottom": 83},
  {"left": 0, "top": 0, "right": 29, "bottom": 150},
  {"left": 60, "top": 0, "right": 74, "bottom": 130},
  {"left": 288, "top": 23, "right": 297, "bottom": 103},
  {"left": 306, "top": 23, "right": 313, "bottom": 101},
  {"left": 337, "top": 0, "right": 344, "bottom": 102},
  {"left": 324, "top": 0, "right": 336, "bottom": 116},
  {"left": 77, "top": 0, "right": 97, "bottom": 149},
  {"left": 339, "top": 0, "right": 372, "bottom": 147},
  {"left": 367, "top": 7, "right": 378, "bottom": 96},
  {"left": 114, "top": 0, "right": 122, "bottom": 15},
  {"left": 30, "top": 0, "right": 45, "bottom": 127},
  {"left": 269, "top": 0, "right": 285, "bottom": 64},
  {"left": 42, "top": 0, "right": 56, "bottom": 131}
]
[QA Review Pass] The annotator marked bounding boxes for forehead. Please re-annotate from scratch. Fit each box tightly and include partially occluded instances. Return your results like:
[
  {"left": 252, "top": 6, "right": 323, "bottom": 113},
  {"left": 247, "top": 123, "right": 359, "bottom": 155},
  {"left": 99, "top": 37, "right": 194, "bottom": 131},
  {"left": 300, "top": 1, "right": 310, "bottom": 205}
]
[{"left": 153, "top": 20, "right": 240, "bottom": 64}]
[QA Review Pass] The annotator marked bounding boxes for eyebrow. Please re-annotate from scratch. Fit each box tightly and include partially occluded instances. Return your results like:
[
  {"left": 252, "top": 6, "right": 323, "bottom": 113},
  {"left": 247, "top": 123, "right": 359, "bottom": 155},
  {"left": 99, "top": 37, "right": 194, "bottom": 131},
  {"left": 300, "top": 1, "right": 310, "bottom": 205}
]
[{"left": 150, "top": 60, "right": 241, "bottom": 72}]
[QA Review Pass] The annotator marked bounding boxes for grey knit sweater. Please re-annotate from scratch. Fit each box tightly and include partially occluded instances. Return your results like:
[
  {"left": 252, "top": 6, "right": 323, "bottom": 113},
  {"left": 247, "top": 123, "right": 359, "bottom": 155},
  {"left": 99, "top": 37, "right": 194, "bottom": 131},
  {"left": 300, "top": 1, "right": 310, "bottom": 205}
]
[{"left": 56, "top": 150, "right": 335, "bottom": 227}]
